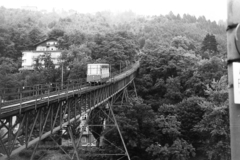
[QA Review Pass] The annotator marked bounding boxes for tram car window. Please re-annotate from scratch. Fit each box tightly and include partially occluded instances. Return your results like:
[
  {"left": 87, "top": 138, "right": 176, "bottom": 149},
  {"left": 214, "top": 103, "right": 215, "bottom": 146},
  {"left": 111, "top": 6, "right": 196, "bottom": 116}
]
[{"left": 87, "top": 64, "right": 110, "bottom": 83}]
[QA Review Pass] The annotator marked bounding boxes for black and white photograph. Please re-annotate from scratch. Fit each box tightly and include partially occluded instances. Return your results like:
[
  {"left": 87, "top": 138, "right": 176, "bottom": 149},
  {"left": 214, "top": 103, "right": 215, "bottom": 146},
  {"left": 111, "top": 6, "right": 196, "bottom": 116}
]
[{"left": 0, "top": 0, "right": 236, "bottom": 160}]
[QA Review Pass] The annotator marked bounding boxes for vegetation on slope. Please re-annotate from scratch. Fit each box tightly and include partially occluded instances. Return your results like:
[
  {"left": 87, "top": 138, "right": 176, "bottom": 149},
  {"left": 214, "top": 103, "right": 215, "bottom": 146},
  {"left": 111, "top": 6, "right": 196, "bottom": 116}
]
[{"left": 0, "top": 6, "right": 229, "bottom": 160}]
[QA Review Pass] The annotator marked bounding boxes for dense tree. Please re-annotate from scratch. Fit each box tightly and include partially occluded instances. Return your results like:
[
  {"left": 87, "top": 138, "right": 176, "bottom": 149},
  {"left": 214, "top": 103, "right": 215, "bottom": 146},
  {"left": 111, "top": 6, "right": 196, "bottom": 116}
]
[
  {"left": 48, "top": 28, "right": 65, "bottom": 39},
  {"left": 100, "top": 98, "right": 196, "bottom": 160},
  {"left": 28, "top": 27, "right": 46, "bottom": 45},
  {"left": 146, "top": 138, "right": 195, "bottom": 160},
  {"left": 102, "top": 99, "right": 155, "bottom": 159},
  {"left": 33, "top": 53, "right": 60, "bottom": 84},
  {"left": 0, "top": 7, "right": 229, "bottom": 160},
  {"left": 197, "top": 56, "right": 227, "bottom": 85},
  {"left": 171, "top": 36, "right": 195, "bottom": 50},
  {"left": 0, "top": 57, "right": 20, "bottom": 90},
  {"left": 201, "top": 33, "right": 218, "bottom": 56},
  {"left": 176, "top": 97, "right": 205, "bottom": 146},
  {"left": 194, "top": 76, "right": 230, "bottom": 160},
  {"left": 136, "top": 46, "right": 200, "bottom": 105},
  {"left": 138, "top": 37, "right": 146, "bottom": 49},
  {"left": 89, "top": 31, "right": 138, "bottom": 71}
]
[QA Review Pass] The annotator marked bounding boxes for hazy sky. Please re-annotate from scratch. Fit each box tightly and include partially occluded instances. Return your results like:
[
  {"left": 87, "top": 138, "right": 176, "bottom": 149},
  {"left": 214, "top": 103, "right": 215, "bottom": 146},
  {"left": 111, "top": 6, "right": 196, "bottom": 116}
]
[{"left": 1, "top": 0, "right": 227, "bottom": 22}]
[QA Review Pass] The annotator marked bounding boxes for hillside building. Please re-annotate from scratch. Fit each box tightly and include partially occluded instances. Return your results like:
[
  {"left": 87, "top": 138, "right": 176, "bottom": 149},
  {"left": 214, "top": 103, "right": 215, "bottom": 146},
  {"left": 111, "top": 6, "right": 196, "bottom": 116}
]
[{"left": 19, "top": 38, "right": 61, "bottom": 71}]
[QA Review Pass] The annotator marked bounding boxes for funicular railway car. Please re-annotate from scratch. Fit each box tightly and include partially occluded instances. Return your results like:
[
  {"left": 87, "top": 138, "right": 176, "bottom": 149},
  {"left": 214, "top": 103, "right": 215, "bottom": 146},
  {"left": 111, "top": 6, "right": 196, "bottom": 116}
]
[{"left": 87, "top": 64, "right": 110, "bottom": 84}]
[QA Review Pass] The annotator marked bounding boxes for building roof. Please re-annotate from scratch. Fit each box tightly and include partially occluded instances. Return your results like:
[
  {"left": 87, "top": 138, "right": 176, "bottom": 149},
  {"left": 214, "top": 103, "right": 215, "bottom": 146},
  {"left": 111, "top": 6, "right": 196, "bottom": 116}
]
[
  {"left": 22, "top": 50, "right": 61, "bottom": 53},
  {"left": 32, "top": 38, "right": 58, "bottom": 47},
  {"left": 87, "top": 64, "right": 109, "bottom": 66}
]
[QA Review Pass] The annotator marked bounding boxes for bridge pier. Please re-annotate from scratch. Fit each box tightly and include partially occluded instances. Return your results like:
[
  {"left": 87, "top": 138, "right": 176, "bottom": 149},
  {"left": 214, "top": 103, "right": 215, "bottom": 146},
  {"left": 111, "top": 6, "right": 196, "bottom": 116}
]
[{"left": 77, "top": 86, "right": 132, "bottom": 160}]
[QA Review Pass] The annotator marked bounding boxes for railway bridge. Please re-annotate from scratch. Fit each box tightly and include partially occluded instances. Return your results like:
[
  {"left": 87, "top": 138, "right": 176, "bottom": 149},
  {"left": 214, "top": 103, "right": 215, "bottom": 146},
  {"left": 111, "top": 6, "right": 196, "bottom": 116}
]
[{"left": 0, "top": 61, "right": 140, "bottom": 160}]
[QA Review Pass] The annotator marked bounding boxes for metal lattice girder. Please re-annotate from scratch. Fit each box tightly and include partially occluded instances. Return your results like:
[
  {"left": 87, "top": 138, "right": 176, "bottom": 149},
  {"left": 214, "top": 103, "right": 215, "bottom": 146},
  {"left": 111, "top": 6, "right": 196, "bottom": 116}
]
[
  {"left": 0, "top": 62, "right": 139, "bottom": 160},
  {"left": 72, "top": 86, "right": 132, "bottom": 160}
]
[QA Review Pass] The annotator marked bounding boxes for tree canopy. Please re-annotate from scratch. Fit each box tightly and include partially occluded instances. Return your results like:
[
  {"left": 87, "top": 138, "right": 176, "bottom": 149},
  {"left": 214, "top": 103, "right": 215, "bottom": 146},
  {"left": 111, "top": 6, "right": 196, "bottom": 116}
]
[{"left": 0, "top": 7, "right": 229, "bottom": 160}]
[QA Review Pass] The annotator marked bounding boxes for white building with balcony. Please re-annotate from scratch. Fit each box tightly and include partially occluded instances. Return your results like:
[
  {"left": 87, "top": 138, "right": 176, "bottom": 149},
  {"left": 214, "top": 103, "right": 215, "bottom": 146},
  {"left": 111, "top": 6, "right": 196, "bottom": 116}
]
[{"left": 19, "top": 38, "right": 61, "bottom": 71}]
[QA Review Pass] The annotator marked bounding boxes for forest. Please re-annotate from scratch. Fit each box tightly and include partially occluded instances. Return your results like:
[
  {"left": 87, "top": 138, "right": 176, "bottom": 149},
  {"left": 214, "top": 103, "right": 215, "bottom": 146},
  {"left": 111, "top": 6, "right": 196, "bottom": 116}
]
[{"left": 0, "top": 6, "right": 229, "bottom": 160}]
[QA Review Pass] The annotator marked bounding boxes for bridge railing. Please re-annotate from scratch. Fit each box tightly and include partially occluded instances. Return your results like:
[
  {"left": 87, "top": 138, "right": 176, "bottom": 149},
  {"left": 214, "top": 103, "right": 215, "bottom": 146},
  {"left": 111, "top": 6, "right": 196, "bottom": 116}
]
[
  {"left": 0, "top": 79, "right": 85, "bottom": 105},
  {"left": 0, "top": 61, "right": 139, "bottom": 108}
]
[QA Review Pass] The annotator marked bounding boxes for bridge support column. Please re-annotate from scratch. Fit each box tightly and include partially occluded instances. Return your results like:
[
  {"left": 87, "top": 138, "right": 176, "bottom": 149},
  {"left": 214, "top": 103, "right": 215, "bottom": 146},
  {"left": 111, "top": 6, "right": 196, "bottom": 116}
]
[
  {"left": 75, "top": 86, "right": 132, "bottom": 160},
  {"left": 109, "top": 97, "right": 131, "bottom": 160}
]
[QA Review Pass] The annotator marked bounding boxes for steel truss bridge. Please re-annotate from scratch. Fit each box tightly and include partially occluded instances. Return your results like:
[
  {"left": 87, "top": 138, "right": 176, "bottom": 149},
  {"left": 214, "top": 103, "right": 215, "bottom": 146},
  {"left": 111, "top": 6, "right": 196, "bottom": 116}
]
[{"left": 0, "top": 61, "right": 140, "bottom": 160}]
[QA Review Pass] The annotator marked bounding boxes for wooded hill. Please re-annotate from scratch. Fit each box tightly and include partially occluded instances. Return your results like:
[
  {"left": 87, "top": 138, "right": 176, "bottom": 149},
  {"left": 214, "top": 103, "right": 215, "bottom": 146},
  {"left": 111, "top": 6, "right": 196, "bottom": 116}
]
[{"left": 0, "top": 7, "right": 228, "bottom": 160}]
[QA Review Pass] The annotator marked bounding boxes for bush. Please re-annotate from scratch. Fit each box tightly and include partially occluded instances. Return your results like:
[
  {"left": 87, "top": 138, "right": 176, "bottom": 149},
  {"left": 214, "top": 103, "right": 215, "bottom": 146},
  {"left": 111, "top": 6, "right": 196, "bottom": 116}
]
[
  {"left": 40, "top": 153, "right": 70, "bottom": 160},
  {"left": 34, "top": 150, "right": 48, "bottom": 160},
  {"left": 18, "top": 150, "right": 32, "bottom": 158}
]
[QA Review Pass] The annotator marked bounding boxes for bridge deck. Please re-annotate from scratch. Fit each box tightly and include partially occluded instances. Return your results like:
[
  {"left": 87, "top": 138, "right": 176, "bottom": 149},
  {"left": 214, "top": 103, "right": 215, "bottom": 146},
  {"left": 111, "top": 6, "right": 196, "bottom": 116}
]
[{"left": 0, "top": 61, "right": 139, "bottom": 119}]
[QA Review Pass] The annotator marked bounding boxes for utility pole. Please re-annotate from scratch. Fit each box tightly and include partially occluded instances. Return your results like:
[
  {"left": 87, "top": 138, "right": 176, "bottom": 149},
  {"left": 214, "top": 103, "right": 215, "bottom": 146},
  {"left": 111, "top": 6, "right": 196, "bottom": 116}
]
[
  {"left": 120, "top": 62, "right": 122, "bottom": 74},
  {"left": 227, "top": 0, "right": 240, "bottom": 159},
  {"left": 61, "top": 61, "right": 64, "bottom": 90}
]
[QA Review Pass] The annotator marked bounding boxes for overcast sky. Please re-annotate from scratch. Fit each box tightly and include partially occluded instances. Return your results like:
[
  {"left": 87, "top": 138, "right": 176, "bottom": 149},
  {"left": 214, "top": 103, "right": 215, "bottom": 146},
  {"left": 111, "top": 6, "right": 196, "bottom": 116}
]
[{"left": 1, "top": 0, "right": 227, "bottom": 22}]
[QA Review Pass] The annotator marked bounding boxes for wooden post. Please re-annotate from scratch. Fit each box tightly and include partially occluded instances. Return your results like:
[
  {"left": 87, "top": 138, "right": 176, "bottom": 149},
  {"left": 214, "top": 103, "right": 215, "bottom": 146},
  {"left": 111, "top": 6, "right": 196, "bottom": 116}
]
[{"left": 227, "top": 1, "right": 240, "bottom": 159}]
